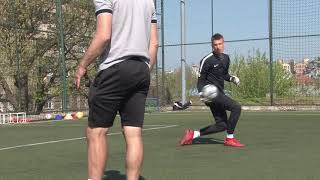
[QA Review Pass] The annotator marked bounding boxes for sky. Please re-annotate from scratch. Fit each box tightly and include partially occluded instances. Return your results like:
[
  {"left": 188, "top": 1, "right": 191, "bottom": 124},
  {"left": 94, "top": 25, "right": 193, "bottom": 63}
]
[
  {"left": 156, "top": 0, "right": 320, "bottom": 70},
  {"left": 157, "top": 0, "right": 269, "bottom": 70}
]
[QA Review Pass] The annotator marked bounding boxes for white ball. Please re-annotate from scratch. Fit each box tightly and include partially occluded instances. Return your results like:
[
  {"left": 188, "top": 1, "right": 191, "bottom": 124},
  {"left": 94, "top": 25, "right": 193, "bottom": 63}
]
[{"left": 201, "top": 84, "right": 218, "bottom": 102}]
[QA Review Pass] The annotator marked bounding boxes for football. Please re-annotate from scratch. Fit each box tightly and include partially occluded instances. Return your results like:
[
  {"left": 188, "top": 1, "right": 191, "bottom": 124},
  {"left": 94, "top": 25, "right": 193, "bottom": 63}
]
[{"left": 200, "top": 84, "right": 218, "bottom": 102}]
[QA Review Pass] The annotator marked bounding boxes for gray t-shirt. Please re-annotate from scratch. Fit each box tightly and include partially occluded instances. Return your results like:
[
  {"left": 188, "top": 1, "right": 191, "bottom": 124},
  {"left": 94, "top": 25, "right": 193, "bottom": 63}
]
[{"left": 93, "top": 0, "right": 157, "bottom": 71}]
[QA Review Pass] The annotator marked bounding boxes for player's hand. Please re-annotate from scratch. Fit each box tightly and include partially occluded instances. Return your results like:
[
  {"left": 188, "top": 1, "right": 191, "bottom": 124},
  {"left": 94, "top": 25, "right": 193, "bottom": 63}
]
[
  {"left": 199, "top": 92, "right": 211, "bottom": 103},
  {"left": 75, "top": 65, "right": 87, "bottom": 89},
  {"left": 230, "top": 75, "right": 240, "bottom": 86}
]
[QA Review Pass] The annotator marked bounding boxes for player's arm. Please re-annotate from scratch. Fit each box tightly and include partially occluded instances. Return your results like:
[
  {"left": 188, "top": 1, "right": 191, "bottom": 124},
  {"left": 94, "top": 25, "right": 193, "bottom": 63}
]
[
  {"left": 224, "top": 55, "right": 232, "bottom": 81},
  {"left": 79, "top": 14, "right": 112, "bottom": 68},
  {"left": 224, "top": 55, "right": 240, "bottom": 86},
  {"left": 197, "top": 59, "right": 210, "bottom": 92},
  {"left": 148, "top": 10, "right": 159, "bottom": 71},
  {"left": 75, "top": 0, "right": 113, "bottom": 88}
]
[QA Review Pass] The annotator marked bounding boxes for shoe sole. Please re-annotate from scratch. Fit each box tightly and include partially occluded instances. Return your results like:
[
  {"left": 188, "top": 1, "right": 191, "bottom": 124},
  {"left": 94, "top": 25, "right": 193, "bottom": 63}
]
[
  {"left": 180, "top": 141, "right": 192, "bottom": 146},
  {"left": 179, "top": 137, "right": 193, "bottom": 145},
  {"left": 224, "top": 144, "right": 245, "bottom": 148}
]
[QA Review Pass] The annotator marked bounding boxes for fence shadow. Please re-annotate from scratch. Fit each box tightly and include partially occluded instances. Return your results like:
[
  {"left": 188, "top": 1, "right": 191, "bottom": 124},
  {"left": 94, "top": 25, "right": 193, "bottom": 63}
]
[{"left": 192, "top": 137, "right": 224, "bottom": 145}]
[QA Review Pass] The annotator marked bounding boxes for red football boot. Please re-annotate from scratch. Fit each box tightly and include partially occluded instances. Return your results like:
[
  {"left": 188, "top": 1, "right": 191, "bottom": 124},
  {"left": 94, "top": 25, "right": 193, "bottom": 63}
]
[
  {"left": 179, "top": 129, "right": 194, "bottom": 146},
  {"left": 224, "top": 138, "right": 245, "bottom": 147}
]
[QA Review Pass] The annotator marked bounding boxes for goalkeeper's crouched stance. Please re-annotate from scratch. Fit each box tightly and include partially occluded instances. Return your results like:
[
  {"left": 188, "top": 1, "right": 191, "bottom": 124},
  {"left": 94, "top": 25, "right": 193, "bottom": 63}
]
[{"left": 179, "top": 33, "right": 245, "bottom": 147}]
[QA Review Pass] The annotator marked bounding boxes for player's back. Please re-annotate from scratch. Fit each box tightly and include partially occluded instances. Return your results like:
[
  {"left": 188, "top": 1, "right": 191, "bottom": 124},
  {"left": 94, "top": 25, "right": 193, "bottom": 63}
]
[{"left": 94, "top": 0, "right": 156, "bottom": 70}]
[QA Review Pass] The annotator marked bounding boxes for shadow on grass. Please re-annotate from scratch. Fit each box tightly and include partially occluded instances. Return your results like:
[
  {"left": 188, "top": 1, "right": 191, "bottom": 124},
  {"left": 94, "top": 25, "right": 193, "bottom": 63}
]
[
  {"left": 192, "top": 137, "right": 224, "bottom": 145},
  {"left": 103, "top": 170, "right": 146, "bottom": 180}
]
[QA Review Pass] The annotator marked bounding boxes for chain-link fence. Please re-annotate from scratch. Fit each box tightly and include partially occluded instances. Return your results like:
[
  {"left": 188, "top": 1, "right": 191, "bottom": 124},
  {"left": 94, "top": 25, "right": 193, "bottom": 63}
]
[
  {"left": 155, "top": 0, "right": 320, "bottom": 108},
  {"left": 0, "top": 0, "right": 319, "bottom": 114},
  {"left": 271, "top": 0, "right": 320, "bottom": 105}
]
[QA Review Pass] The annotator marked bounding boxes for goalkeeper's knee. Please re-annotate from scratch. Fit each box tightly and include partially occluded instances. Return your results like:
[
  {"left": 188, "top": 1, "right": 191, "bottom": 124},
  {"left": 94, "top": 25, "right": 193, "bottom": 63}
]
[{"left": 231, "top": 103, "right": 241, "bottom": 113}]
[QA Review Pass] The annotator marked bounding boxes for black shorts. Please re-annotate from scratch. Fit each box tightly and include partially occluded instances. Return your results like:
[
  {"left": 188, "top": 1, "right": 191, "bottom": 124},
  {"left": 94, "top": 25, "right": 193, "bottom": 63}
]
[{"left": 88, "top": 57, "right": 150, "bottom": 128}]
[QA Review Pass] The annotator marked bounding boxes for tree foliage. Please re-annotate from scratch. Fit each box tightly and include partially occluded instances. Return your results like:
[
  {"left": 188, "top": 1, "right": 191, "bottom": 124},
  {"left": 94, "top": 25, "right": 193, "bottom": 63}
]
[
  {"left": 226, "top": 50, "right": 294, "bottom": 104},
  {"left": 164, "top": 65, "right": 198, "bottom": 102},
  {"left": 0, "top": 0, "right": 95, "bottom": 113}
]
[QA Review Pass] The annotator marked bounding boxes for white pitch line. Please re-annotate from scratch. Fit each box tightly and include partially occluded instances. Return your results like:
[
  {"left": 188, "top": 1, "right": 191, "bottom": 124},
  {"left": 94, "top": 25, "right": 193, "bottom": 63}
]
[
  {"left": 0, "top": 125, "right": 178, "bottom": 151},
  {"left": 0, "top": 119, "right": 71, "bottom": 126},
  {"left": 0, "top": 124, "right": 172, "bottom": 127}
]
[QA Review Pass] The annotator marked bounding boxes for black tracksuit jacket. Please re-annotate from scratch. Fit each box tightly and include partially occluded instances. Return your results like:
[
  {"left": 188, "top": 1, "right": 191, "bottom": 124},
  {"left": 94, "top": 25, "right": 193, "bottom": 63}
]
[{"left": 197, "top": 52, "right": 232, "bottom": 93}]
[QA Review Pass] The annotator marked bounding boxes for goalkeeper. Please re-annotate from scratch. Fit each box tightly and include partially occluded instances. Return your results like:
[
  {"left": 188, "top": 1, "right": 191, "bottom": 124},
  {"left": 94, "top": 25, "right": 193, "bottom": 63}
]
[{"left": 179, "top": 33, "right": 245, "bottom": 147}]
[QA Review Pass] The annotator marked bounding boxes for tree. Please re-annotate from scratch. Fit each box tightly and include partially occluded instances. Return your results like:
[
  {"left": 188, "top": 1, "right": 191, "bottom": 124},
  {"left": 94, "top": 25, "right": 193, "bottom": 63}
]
[
  {"left": 226, "top": 50, "right": 294, "bottom": 104},
  {"left": 0, "top": 0, "right": 96, "bottom": 113},
  {"left": 164, "top": 65, "right": 198, "bottom": 103}
]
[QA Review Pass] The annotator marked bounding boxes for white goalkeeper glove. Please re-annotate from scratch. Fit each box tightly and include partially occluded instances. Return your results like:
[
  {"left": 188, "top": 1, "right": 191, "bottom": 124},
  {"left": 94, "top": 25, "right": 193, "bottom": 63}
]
[{"left": 230, "top": 75, "right": 240, "bottom": 86}]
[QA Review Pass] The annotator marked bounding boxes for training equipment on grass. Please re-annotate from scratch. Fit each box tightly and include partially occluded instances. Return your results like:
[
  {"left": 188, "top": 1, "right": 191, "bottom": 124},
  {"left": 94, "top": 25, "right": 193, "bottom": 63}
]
[
  {"left": 0, "top": 112, "right": 27, "bottom": 124},
  {"left": 54, "top": 114, "right": 63, "bottom": 120},
  {"left": 75, "top": 112, "right": 84, "bottom": 119},
  {"left": 45, "top": 113, "right": 53, "bottom": 120},
  {"left": 64, "top": 113, "right": 73, "bottom": 120},
  {"left": 200, "top": 84, "right": 218, "bottom": 103}
]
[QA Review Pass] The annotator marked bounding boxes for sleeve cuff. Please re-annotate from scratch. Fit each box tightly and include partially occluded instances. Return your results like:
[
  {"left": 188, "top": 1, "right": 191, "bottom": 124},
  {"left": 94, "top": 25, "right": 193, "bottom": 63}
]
[{"left": 95, "top": 9, "right": 113, "bottom": 16}]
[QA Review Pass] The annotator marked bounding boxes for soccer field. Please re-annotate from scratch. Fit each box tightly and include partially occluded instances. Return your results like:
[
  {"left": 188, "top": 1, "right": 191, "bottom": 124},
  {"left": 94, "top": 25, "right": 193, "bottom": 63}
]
[{"left": 0, "top": 111, "right": 319, "bottom": 180}]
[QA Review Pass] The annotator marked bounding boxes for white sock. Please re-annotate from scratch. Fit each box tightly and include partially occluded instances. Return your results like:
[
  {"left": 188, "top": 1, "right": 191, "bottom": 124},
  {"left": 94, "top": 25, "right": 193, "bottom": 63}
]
[
  {"left": 88, "top": 179, "right": 93, "bottom": 180},
  {"left": 193, "top": 130, "right": 200, "bottom": 139},
  {"left": 227, "top": 134, "right": 234, "bottom": 139}
]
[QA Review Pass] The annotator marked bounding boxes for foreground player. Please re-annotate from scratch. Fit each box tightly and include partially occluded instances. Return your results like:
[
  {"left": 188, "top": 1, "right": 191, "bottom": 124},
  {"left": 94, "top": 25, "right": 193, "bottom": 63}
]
[
  {"left": 179, "top": 33, "right": 245, "bottom": 147},
  {"left": 75, "top": 0, "right": 158, "bottom": 179}
]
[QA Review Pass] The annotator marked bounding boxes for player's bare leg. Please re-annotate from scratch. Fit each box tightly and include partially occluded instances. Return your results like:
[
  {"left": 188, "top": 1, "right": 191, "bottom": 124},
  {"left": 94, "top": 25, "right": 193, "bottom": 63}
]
[
  {"left": 123, "top": 126, "right": 143, "bottom": 180},
  {"left": 87, "top": 127, "right": 109, "bottom": 180}
]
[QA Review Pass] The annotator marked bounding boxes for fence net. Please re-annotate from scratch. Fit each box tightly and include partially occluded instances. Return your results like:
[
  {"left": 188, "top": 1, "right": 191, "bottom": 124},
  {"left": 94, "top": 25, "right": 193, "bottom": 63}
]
[
  {"left": 0, "top": 0, "right": 320, "bottom": 115},
  {"left": 272, "top": 0, "right": 320, "bottom": 105}
]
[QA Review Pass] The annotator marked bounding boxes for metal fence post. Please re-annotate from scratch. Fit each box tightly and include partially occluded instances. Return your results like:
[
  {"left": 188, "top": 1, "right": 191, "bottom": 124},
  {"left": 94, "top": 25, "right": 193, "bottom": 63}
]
[
  {"left": 180, "top": 0, "right": 187, "bottom": 104},
  {"left": 269, "top": 0, "right": 274, "bottom": 105},
  {"left": 55, "top": 0, "right": 68, "bottom": 112}
]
